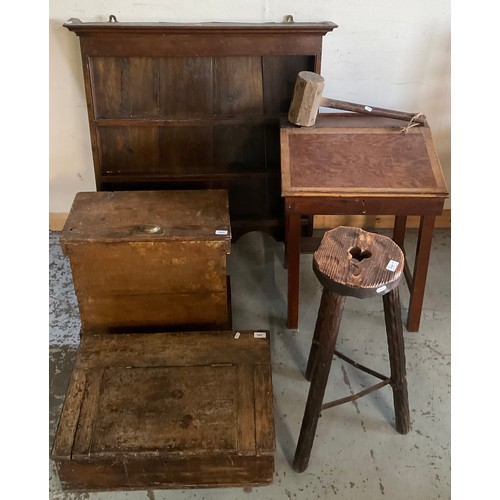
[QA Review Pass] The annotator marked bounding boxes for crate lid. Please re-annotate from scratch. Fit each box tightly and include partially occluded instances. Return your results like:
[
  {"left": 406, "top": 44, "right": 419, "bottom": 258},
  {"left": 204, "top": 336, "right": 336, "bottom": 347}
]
[
  {"left": 61, "top": 190, "right": 231, "bottom": 245},
  {"left": 51, "top": 330, "right": 275, "bottom": 490}
]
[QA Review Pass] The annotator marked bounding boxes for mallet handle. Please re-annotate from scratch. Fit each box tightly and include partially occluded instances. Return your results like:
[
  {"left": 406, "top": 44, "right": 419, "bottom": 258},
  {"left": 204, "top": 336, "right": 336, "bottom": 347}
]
[{"left": 320, "top": 97, "right": 426, "bottom": 124}]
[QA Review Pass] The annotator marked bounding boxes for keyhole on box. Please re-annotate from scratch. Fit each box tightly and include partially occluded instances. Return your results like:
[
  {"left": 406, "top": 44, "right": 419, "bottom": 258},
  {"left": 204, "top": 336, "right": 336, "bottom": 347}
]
[{"left": 349, "top": 246, "right": 372, "bottom": 262}]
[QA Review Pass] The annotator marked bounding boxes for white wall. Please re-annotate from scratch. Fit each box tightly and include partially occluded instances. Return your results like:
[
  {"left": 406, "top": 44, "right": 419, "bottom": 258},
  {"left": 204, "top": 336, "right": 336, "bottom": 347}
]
[{"left": 49, "top": 0, "right": 451, "bottom": 213}]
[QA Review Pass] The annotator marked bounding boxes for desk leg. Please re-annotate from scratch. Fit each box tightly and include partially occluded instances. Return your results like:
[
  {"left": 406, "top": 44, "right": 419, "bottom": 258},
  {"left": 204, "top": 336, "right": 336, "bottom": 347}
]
[
  {"left": 284, "top": 214, "right": 289, "bottom": 269},
  {"left": 393, "top": 215, "right": 407, "bottom": 248},
  {"left": 287, "top": 213, "right": 301, "bottom": 329},
  {"left": 393, "top": 214, "right": 413, "bottom": 296},
  {"left": 407, "top": 215, "right": 435, "bottom": 332}
]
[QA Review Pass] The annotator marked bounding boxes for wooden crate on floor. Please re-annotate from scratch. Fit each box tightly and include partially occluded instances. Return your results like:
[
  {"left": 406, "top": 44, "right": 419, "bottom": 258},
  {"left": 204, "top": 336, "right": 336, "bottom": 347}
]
[
  {"left": 60, "top": 190, "right": 232, "bottom": 333},
  {"left": 51, "top": 330, "right": 275, "bottom": 491}
]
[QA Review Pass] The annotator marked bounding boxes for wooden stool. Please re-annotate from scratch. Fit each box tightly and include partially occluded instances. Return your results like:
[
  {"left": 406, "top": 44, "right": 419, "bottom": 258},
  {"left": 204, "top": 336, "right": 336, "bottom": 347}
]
[{"left": 293, "top": 226, "right": 411, "bottom": 472}]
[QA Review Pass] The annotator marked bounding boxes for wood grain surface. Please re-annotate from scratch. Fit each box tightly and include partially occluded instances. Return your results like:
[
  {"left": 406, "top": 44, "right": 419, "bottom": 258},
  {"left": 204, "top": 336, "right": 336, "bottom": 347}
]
[
  {"left": 60, "top": 190, "right": 231, "bottom": 332},
  {"left": 280, "top": 114, "right": 448, "bottom": 197},
  {"left": 313, "top": 226, "right": 404, "bottom": 299},
  {"left": 61, "top": 190, "right": 231, "bottom": 244},
  {"left": 65, "top": 20, "right": 335, "bottom": 240},
  {"left": 52, "top": 330, "right": 275, "bottom": 490}
]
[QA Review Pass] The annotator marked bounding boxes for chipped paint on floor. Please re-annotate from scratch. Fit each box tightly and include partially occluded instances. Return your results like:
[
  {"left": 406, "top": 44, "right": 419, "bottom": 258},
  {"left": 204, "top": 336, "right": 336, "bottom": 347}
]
[
  {"left": 49, "top": 229, "right": 451, "bottom": 500},
  {"left": 49, "top": 232, "right": 81, "bottom": 346}
]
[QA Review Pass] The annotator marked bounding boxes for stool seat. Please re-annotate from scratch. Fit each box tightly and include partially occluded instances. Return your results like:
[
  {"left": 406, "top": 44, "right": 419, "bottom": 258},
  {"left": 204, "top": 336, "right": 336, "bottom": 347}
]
[
  {"left": 313, "top": 226, "right": 404, "bottom": 299},
  {"left": 293, "top": 226, "right": 410, "bottom": 472}
]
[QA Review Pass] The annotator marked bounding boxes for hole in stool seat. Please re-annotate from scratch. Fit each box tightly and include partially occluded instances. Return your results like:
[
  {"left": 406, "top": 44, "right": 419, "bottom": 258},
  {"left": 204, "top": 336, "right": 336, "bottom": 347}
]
[{"left": 349, "top": 246, "right": 372, "bottom": 262}]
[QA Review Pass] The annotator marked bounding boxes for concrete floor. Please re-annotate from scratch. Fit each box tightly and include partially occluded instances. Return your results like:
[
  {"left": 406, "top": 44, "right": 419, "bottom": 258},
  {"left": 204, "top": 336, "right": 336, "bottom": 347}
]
[{"left": 49, "top": 228, "right": 451, "bottom": 500}]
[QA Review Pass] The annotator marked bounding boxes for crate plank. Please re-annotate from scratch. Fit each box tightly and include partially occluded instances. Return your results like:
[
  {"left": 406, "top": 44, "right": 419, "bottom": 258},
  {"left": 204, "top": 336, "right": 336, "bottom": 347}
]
[
  {"left": 51, "top": 370, "right": 87, "bottom": 459},
  {"left": 73, "top": 369, "right": 104, "bottom": 457},
  {"left": 255, "top": 363, "right": 275, "bottom": 455}
]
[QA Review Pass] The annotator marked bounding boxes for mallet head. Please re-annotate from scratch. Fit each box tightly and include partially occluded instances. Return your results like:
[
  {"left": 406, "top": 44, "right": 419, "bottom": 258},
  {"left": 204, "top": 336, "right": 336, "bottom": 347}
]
[{"left": 288, "top": 71, "right": 325, "bottom": 127}]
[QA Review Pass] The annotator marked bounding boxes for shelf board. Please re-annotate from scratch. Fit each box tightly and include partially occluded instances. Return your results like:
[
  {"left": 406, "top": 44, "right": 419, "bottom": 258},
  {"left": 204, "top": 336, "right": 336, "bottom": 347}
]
[
  {"left": 101, "top": 169, "right": 280, "bottom": 182},
  {"left": 94, "top": 115, "right": 283, "bottom": 127}
]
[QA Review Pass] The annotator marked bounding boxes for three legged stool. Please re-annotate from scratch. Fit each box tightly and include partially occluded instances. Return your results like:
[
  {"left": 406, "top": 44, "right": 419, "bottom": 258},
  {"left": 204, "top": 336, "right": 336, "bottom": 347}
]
[{"left": 293, "top": 226, "right": 411, "bottom": 472}]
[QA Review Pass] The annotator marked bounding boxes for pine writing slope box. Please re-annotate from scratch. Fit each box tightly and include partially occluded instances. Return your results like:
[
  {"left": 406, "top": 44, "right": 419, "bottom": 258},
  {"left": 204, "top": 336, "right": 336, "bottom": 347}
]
[
  {"left": 60, "top": 190, "right": 232, "bottom": 333},
  {"left": 51, "top": 330, "right": 275, "bottom": 491}
]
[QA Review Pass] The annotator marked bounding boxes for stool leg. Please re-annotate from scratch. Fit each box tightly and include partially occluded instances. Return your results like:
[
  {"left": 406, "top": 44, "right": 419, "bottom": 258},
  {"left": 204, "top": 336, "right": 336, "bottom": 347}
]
[
  {"left": 293, "top": 289, "right": 345, "bottom": 472},
  {"left": 383, "top": 287, "right": 411, "bottom": 434},
  {"left": 305, "top": 287, "right": 330, "bottom": 381}
]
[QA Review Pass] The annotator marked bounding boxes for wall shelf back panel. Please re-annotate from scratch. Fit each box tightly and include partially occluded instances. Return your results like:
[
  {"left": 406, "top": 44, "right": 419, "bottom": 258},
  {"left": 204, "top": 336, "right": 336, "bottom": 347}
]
[{"left": 65, "top": 19, "right": 336, "bottom": 240}]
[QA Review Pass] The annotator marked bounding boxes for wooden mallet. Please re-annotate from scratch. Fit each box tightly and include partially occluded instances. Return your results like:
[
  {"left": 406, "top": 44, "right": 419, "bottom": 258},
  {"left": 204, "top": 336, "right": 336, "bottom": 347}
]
[{"left": 288, "top": 71, "right": 426, "bottom": 127}]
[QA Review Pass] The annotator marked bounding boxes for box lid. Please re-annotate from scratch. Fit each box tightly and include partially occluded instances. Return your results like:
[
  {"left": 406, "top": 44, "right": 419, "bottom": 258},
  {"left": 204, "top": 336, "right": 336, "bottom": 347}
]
[
  {"left": 60, "top": 190, "right": 231, "bottom": 246},
  {"left": 51, "top": 330, "right": 275, "bottom": 463}
]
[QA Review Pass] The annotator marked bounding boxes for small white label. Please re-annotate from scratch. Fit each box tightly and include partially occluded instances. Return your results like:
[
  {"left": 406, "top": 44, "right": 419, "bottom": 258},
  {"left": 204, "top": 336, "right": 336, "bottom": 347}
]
[
  {"left": 234, "top": 331, "right": 241, "bottom": 339},
  {"left": 386, "top": 260, "right": 399, "bottom": 272},
  {"left": 215, "top": 229, "right": 228, "bottom": 235},
  {"left": 254, "top": 331, "right": 267, "bottom": 339},
  {"left": 376, "top": 285, "right": 387, "bottom": 294},
  {"left": 364, "top": 105, "right": 373, "bottom": 112}
]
